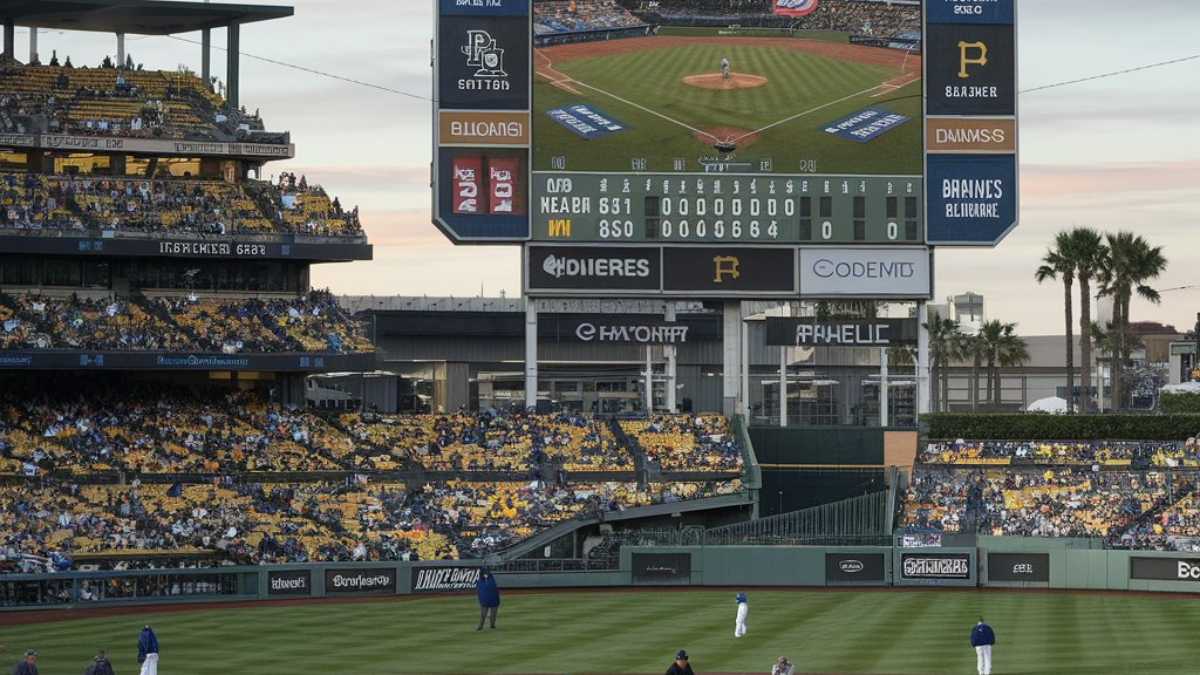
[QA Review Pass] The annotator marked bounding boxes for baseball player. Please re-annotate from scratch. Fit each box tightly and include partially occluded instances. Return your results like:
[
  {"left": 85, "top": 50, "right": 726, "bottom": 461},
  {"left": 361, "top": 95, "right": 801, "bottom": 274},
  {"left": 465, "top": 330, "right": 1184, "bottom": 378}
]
[
  {"left": 721, "top": 57, "right": 730, "bottom": 80},
  {"left": 970, "top": 618, "right": 996, "bottom": 675},
  {"left": 734, "top": 592, "right": 748, "bottom": 637}
]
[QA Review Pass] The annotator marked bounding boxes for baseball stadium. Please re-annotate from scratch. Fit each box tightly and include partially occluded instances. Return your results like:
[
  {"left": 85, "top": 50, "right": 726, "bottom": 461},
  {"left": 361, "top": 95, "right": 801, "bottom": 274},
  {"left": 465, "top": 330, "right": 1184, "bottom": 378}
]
[
  {"left": 0, "top": 2, "right": 1197, "bottom": 675},
  {"left": 533, "top": 0, "right": 922, "bottom": 174}
]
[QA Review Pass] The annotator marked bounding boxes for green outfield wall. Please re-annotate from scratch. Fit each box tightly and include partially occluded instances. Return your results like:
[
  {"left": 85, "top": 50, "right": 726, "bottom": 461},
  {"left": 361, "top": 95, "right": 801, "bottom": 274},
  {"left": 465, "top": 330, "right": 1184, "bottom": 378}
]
[{"left": 9, "top": 544, "right": 1200, "bottom": 611}]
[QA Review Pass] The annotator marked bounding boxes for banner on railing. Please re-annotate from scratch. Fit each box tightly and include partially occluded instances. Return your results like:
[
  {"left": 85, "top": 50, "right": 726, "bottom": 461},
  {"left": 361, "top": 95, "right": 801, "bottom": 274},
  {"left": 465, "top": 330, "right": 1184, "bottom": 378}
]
[{"left": 632, "top": 553, "right": 691, "bottom": 584}]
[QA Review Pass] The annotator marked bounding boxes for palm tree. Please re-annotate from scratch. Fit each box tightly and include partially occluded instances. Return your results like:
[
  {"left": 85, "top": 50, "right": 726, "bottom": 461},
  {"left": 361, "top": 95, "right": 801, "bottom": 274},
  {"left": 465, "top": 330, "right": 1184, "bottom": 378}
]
[
  {"left": 976, "top": 320, "right": 1030, "bottom": 408},
  {"left": 1099, "top": 232, "right": 1167, "bottom": 410},
  {"left": 1036, "top": 231, "right": 1078, "bottom": 412},
  {"left": 923, "top": 310, "right": 962, "bottom": 412},
  {"left": 1066, "top": 227, "right": 1106, "bottom": 414}
]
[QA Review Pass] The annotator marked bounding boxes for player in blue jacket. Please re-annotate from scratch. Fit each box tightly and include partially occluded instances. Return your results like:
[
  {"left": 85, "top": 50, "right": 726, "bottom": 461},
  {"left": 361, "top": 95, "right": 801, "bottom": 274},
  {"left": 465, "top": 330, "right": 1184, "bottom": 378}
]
[
  {"left": 137, "top": 625, "right": 159, "bottom": 675},
  {"left": 734, "top": 592, "right": 748, "bottom": 637},
  {"left": 475, "top": 568, "right": 501, "bottom": 630},
  {"left": 970, "top": 618, "right": 995, "bottom": 675}
]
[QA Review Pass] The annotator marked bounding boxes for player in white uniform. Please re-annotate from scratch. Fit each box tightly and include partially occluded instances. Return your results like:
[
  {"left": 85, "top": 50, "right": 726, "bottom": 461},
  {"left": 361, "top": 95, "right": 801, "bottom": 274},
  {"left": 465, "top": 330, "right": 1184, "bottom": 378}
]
[
  {"left": 721, "top": 57, "right": 730, "bottom": 80},
  {"left": 734, "top": 592, "right": 748, "bottom": 637}
]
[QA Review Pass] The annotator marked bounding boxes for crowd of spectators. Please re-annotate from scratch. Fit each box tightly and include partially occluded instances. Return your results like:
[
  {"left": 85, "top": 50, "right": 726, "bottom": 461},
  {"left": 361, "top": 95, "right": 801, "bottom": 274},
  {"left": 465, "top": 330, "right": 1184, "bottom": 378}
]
[
  {"left": 0, "top": 172, "right": 362, "bottom": 238},
  {"left": 0, "top": 390, "right": 748, "bottom": 570},
  {"left": 0, "top": 57, "right": 281, "bottom": 143},
  {"left": 919, "top": 439, "right": 1200, "bottom": 469},
  {"left": 625, "top": 0, "right": 919, "bottom": 36},
  {"left": 0, "top": 291, "right": 371, "bottom": 354},
  {"left": 622, "top": 415, "right": 742, "bottom": 472},
  {"left": 535, "top": 0, "right": 645, "bottom": 34},
  {"left": 905, "top": 436, "right": 1200, "bottom": 550}
]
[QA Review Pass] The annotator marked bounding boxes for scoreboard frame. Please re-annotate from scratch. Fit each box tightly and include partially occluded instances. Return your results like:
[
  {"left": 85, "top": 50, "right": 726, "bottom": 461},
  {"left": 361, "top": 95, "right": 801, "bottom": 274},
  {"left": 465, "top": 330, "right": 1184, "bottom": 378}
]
[{"left": 433, "top": 0, "right": 1017, "bottom": 289}]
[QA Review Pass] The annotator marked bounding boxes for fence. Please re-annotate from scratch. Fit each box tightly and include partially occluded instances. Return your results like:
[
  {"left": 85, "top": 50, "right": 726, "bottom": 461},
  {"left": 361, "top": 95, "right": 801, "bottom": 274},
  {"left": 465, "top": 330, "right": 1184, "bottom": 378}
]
[{"left": 705, "top": 491, "right": 891, "bottom": 546}]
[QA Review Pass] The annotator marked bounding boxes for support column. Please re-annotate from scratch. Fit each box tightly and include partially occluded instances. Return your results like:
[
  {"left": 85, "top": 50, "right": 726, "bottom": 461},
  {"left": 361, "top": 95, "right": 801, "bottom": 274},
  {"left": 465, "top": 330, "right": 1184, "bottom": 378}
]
[
  {"left": 28, "top": 26, "right": 37, "bottom": 64},
  {"left": 201, "top": 28, "right": 212, "bottom": 88},
  {"left": 740, "top": 316, "right": 750, "bottom": 420},
  {"left": 721, "top": 301, "right": 742, "bottom": 416},
  {"left": 226, "top": 22, "right": 240, "bottom": 108},
  {"left": 524, "top": 300, "right": 538, "bottom": 411},
  {"left": 917, "top": 300, "right": 931, "bottom": 415},
  {"left": 880, "top": 347, "right": 889, "bottom": 427},
  {"left": 779, "top": 347, "right": 787, "bottom": 427},
  {"left": 665, "top": 303, "right": 677, "bottom": 413},
  {"left": 644, "top": 345, "right": 653, "bottom": 414},
  {"left": 3, "top": 20, "right": 14, "bottom": 61},
  {"left": 116, "top": 32, "right": 125, "bottom": 65}
]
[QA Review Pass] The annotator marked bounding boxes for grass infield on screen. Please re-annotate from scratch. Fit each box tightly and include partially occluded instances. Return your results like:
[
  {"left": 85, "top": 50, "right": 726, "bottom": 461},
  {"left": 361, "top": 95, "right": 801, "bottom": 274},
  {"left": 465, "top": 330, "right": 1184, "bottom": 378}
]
[
  {"left": 533, "top": 35, "right": 922, "bottom": 175},
  {"left": 6, "top": 588, "right": 1200, "bottom": 675}
]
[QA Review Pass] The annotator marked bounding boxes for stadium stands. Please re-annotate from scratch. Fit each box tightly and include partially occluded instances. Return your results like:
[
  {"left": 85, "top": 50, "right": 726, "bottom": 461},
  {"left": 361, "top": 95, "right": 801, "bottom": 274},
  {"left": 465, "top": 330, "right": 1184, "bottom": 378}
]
[
  {"left": 0, "top": 396, "right": 749, "bottom": 570},
  {"left": 905, "top": 439, "right": 1200, "bottom": 550},
  {"left": 0, "top": 291, "right": 370, "bottom": 353},
  {"left": 0, "top": 172, "right": 362, "bottom": 238}
]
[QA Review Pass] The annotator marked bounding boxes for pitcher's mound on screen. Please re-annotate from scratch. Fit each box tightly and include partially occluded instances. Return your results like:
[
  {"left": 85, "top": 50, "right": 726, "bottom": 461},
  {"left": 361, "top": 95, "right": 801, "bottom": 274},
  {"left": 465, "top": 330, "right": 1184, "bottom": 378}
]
[{"left": 683, "top": 73, "right": 768, "bottom": 90}]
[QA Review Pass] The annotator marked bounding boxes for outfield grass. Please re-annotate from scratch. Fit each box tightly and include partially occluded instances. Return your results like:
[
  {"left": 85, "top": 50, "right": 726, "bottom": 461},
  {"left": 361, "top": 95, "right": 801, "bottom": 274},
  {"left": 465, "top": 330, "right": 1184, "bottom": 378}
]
[
  {"left": 7, "top": 589, "right": 1200, "bottom": 674},
  {"left": 533, "top": 41, "right": 921, "bottom": 175}
]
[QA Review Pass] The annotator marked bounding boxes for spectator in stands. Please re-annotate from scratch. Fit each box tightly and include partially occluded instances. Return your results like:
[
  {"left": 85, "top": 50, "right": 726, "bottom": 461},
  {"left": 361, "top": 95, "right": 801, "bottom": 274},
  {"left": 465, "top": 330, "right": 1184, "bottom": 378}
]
[{"left": 475, "top": 568, "right": 501, "bottom": 630}]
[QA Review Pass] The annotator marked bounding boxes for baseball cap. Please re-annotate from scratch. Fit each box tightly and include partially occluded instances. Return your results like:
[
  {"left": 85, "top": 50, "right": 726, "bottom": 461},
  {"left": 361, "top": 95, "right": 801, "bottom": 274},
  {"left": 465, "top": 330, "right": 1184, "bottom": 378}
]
[
  {"left": 24, "top": 650, "right": 37, "bottom": 657},
  {"left": 676, "top": 650, "right": 688, "bottom": 660}
]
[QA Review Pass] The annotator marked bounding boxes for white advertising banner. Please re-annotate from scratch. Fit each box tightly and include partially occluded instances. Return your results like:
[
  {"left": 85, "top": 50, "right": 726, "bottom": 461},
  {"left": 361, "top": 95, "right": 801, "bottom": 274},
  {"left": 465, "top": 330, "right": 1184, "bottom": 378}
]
[{"left": 799, "top": 247, "right": 932, "bottom": 298}]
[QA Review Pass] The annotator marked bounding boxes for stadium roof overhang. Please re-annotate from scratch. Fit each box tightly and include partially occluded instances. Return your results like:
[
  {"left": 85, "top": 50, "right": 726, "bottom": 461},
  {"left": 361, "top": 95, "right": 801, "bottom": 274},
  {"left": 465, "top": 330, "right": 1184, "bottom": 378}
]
[{"left": 1, "top": 0, "right": 293, "bottom": 35}]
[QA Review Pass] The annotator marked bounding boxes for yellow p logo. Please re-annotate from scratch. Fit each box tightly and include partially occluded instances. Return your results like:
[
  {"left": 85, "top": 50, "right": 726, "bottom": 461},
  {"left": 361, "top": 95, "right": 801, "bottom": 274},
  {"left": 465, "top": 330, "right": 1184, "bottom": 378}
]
[
  {"left": 713, "top": 256, "right": 741, "bottom": 283},
  {"left": 957, "top": 41, "right": 988, "bottom": 79}
]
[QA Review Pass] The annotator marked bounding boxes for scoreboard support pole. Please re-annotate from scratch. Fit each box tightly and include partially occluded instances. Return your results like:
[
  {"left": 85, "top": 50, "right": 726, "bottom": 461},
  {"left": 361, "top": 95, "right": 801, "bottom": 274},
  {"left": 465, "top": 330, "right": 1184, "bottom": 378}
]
[
  {"left": 665, "top": 303, "right": 677, "bottom": 414},
  {"left": 525, "top": 300, "right": 538, "bottom": 412},
  {"left": 722, "top": 302, "right": 743, "bottom": 417},
  {"left": 917, "top": 300, "right": 931, "bottom": 415}
]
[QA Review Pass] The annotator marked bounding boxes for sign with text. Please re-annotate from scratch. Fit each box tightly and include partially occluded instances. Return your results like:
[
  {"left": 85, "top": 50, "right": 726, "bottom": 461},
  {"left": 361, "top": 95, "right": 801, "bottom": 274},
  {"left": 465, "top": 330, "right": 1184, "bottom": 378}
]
[
  {"left": 562, "top": 320, "right": 689, "bottom": 344},
  {"left": 324, "top": 568, "right": 397, "bottom": 595},
  {"left": 925, "top": 0, "right": 1017, "bottom": 246},
  {"left": 410, "top": 566, "right": 481, "bottom": 593},
  {"left": 766, "top": 318, "right": 918, "bottom": 347},
  {"left": 825, "top": 552, "right": 886, "bottom": 582},
  {"left": 1130, "top": 557, "right": 1200, "bottom": 582},
  {"left": 526, "top": 245, "right": 660, "bottom": 293},
  {"left": 632, "top": 552, "right": 692, "bottom": 584},
  {"left": 799, "top": 247, "right": 931, "bottom": 298},
  {"left": 267, "top": 570, "right": 312, "bottom": 596},
  {"left": 987, "top": 553, "right": 1049, "bottom": 582},
  {"left": 900, "top": 552, "right": 971, "bottom": 580}
]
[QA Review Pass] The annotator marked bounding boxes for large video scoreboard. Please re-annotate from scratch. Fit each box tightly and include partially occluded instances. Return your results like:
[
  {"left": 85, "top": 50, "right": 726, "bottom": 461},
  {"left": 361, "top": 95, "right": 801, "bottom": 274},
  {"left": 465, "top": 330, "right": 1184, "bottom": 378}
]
[{"left": 433, "top": 0, "right": 1016, "bottom": 294}]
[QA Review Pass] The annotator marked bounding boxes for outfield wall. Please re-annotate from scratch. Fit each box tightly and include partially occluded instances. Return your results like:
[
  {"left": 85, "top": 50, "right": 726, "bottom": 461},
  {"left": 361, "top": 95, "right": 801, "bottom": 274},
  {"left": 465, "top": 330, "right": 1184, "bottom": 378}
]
[{"left": 7, "top": 546, "right": 1200, "bottom": 610}]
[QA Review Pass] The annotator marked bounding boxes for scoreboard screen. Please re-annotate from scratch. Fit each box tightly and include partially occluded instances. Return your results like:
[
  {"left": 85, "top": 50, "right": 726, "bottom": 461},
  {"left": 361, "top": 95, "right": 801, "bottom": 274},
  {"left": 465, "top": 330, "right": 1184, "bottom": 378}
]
[
  {"left": 434, "top": 0, "right": 1017, "bottom": 251},
  {"left": 530, "top": 2, "right": 924, "bottom": 244}
]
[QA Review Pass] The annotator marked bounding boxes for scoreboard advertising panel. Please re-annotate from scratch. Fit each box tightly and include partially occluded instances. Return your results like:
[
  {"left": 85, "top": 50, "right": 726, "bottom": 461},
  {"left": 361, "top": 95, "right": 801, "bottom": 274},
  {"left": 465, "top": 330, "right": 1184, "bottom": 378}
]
[{"left": 434, "top": 0, "right": 1016, "bottom": 284}]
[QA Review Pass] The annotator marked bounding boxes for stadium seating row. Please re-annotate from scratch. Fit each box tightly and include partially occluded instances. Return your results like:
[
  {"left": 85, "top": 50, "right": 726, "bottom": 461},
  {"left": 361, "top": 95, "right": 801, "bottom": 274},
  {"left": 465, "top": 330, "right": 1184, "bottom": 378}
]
[{"left": 0, "top": 291, "right": 372, "bottom": 353}]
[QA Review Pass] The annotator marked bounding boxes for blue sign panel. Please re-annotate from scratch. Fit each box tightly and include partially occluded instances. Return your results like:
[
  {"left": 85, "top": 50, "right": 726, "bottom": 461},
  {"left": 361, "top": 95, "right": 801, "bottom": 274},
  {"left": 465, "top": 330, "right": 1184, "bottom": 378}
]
[
  {"left": 926, "top": 154, "right": 1017, "bottom": 244},
  {"left": 546, "top": 105, "right": 627, "bottom": 140},
  {"left": 926, "top": 0, "right": 1013, "bottom": 25},
  {"left": 822, "top": 107, "right": 911, "bottom": 144},
  {"left": 439, "top": 0, "right": 528, "bottom": 17}
]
